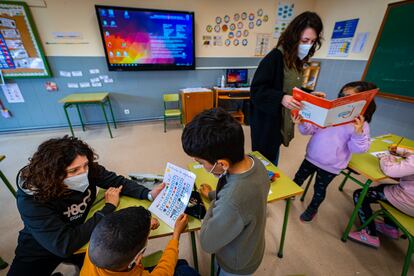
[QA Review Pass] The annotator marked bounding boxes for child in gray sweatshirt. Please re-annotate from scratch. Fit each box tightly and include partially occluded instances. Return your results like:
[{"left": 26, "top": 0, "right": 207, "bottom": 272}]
[{"left": 182, "top": 108, "right": 270, "bottom": 275}]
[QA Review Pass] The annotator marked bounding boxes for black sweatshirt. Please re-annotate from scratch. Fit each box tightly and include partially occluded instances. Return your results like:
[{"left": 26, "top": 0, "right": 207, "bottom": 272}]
[
  {"left": 14, "top": 164, "right": 150, "bottom": 261},
  {"left": 250, "top": 48, "right": 285, "bottom": 162}
]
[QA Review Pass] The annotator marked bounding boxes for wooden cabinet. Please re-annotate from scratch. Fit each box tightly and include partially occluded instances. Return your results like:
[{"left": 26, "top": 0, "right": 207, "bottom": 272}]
[{"left": 181, "top": 91, "right": 214, "bottom": 124}]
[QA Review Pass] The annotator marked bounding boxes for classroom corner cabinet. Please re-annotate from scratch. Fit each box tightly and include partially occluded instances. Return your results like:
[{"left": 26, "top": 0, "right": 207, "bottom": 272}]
[{"left": 181, "top": 90, "right": 214, "bottom": 124}]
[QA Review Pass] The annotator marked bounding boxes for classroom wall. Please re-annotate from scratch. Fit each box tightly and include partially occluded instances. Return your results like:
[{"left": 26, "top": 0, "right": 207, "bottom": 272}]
[{"left": 1, "top": 0, "right": 413, "bottom": 139}]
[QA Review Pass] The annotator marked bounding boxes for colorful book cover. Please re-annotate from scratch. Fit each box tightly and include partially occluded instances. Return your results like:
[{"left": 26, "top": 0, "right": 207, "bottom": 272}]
[{"left": 292, "top": 87, "right": 378, "bottom": 128}]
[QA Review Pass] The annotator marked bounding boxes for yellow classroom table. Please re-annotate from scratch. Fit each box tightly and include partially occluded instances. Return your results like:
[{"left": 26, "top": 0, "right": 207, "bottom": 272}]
[
  {"left": 59, "top": 93, "right": 117, "bottom": 138},
  {"left": 188, "top": 151, "right": 304, "bottom": 258},
  {"left": 339, "top": 134, "right": 414, "bottom": 242},
  {"left": 76, "top": 189, "right": 202, "bottom": 272}
]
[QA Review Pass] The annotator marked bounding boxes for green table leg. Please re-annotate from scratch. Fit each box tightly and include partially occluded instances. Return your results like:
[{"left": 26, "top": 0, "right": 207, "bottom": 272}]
[
  {"left": 341, "top": 179, "right": 372, "bottom": 242},
  {"left": 339, "top": 169, "right": 351, "bottom": 191},
  {"left": 75, "top": 104, "right": 85, "bottom": 131},
  {"left": 0, "top": 170, "right": 16, "bottom": 197},
  {"left": 278, "top": 197, "right": 292, "bottom": 258},
  {"left": 190, "top": 232, "right": 199, "bottom": 273},
  {"left": 63, "top": 104, "right": 75, "bottom": 137},
  {"left": 106, "top": 97, "right": 117, "bottom": 129},
  {"left": 300, "top": 172, "right": 315, "bottom": 202},
  {"left": 211, "top": 254, "right": 215, "bottom": 276},
  {"left": 0, "top": 257, "right": 8, "bottom": 270},
  {"left": 402, "top": 232, "right": 413, "bottom": 276},
  {"left": 100, "top": 103, "right": 113, "bottom": 138}
]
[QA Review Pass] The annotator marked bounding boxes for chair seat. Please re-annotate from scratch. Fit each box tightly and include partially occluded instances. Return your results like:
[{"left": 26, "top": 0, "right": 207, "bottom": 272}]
[
  {"left": 379, "top": 201, "right": 414, "bottom": 236},
  {"left": 165, "top": 109, "right": 181, "bottom": 117},
  {"left": 141, "top": 250, "right": 163, "bottom": 268}
]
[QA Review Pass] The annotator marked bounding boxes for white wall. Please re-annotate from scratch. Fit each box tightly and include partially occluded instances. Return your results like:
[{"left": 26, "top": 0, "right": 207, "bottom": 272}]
[{"left": 312, "top": 0, "right": 395, "bottom": 60}]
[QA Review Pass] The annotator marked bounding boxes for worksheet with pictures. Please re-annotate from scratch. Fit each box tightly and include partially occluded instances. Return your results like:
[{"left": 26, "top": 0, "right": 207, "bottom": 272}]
[{"left": 149, "top": 163, "right": 196, "bottom": 228}]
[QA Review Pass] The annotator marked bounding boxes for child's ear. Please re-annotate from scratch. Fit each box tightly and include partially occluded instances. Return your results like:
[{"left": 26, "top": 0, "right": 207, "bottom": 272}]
[{"left": 217, "top": 159, "right": 230, "bottom": 171}]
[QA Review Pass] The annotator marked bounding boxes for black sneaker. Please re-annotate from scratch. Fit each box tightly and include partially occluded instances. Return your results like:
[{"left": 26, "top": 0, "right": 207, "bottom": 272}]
[{"left": 300, "top": 208, "right": 317, "bottom": 222}]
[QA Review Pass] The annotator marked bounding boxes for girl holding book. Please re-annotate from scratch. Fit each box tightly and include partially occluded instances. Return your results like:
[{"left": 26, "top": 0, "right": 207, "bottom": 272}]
[{"left": 291, "top": 81, "right": 377, "bottom": 222}]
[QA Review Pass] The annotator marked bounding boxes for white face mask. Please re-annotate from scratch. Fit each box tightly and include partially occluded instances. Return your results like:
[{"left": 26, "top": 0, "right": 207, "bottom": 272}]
[
  {"left": 298, "top": 44, "right": 313, "bottom": 60},
  {"left": 63, "top": 171, "right": 89, "bottom": 193},
  {"left": 209, "top": 162, "right": 227, "bottom": 179}
]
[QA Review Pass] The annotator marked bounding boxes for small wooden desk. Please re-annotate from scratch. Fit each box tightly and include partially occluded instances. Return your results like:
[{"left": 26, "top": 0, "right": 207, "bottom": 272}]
[
  {"left": 188, "top": 151, "right": 303, "bottom": 258},
  {"left": 339, "top": 134, "right": 414, "bottom": 241},
  {"left": 76, "top": 189, "right": 202, "bottom": 272},
  {"left": 59, "top": 93, "right": 117, "bottom": 138},
  {"left": 213, "top": 87, "right": 250, "bottom": 124}
]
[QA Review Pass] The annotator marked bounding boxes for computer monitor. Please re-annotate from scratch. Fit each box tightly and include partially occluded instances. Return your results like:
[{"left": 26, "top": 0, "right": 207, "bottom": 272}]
[{"left": 226, "top": 69, "right": 248, "bottom": 87}]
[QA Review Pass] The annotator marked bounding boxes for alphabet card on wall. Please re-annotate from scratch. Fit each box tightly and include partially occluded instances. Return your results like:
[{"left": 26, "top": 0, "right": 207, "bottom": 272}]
[
  {"left": 292, "top": 87, "right": 377, "bottom": 128},
  {"left": 149, "top": 163, "right": 196, "bottom": 228}
]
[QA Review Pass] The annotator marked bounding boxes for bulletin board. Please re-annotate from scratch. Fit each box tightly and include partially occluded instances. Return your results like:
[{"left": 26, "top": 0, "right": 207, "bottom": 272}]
[
  {"left": 0, "top": 1, "right": 51, "bottom": 78},
  {"left": 362, "top": 0, "right": 414, "bottom": 103}
]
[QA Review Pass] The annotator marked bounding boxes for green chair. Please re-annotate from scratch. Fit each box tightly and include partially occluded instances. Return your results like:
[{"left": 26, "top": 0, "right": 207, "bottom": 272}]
[
  {"left": 0, "top": 256, "right": 8, "bottom": 270},
  {"left": 0, "top": 155, "right": 16, "bottom": 198},
  {"left": 141, "top": 250, "right": 163, "bottom": 268},
  {"left": 163, "top": 94, "right": 182, "bottom": 133},
  {"left": 356, "top": 201, "right": 414, "bottom": 276}
]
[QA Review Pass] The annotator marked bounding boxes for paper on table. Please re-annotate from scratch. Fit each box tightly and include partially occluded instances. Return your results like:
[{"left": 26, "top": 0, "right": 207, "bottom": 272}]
[
  {"left": 382, "top": 139, "right": 393, "bottom": 144},
  {"left": 148, "top": 163, "right": 196, "bottom": 228},
  {"left": 193, "top": 164, "right": 203, "bottom": 169},
  {"left": 370, "top": 151, "right": 389, "bottom": 157}
]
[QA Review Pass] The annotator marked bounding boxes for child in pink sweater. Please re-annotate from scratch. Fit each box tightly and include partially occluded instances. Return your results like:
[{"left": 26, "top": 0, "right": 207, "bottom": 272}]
[
  {"left": 292, "top": 81, "right": 377, "bottom": 222},
  {"left": 349, "top": 147, "right": 414, "bottom": 248}
]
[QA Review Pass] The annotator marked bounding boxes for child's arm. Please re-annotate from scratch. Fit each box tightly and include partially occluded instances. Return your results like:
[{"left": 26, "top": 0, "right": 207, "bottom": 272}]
[
  {"left": 291, "top": 112, "right": 319, "bottom": 135},
  {"left": 148, "top": 214, "right": 188, "bottom": 275},
  {"left": 347, "top": 118, "right": 371, "bottom": 153},
  {"left": 380, "top": 155, "right": 414, "bottom": 178},
  {"left": 200, "top": 200, "right": 244, "bottom": 254}
]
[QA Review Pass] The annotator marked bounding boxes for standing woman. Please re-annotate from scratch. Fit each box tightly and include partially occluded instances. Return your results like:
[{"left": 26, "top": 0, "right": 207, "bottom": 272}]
[
  {"left": 8, "top": 136, "right": 163, "bottom": 275},
  {"left": 250, "top": 11, "right": 323, "bottom": 165}
]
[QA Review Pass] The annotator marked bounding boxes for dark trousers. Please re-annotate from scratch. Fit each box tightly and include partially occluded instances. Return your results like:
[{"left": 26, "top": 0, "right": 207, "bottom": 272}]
[
  {"left": 7, "top": 253, "right": 85, "bottom": 276},
  {"left": 353, "top": 184, "right": 397, "bottom": 236},
  {"left": 293, "top": 159, "right": 337, "bottom": 212}
]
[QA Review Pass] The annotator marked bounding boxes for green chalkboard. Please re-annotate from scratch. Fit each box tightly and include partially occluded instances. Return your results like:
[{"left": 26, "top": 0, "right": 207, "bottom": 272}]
[{"left": 362, "top": 0, "right": 414, "bottom": 103}]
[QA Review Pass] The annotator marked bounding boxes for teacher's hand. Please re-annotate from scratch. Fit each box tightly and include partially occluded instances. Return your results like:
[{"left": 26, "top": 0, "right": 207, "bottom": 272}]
[{"left": 282, "top": 95, "right": 302, "bottom": 110}]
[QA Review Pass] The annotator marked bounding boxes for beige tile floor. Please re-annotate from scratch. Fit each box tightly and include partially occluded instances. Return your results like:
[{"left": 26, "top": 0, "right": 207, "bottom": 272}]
[{"left": 0, "top": 121, "right": 411, "bottom": 276}]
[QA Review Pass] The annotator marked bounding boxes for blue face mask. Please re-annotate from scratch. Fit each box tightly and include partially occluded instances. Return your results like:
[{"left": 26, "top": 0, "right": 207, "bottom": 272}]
[
  {"left": 63, "top": 172, "right": 89, "bottom": 193},
  {"left": 298, "top": 43, "right": 313, "bottom": 60}
]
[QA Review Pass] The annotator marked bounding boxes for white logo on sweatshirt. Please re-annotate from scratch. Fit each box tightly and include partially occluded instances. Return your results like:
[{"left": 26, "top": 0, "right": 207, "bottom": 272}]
[{"left": 63, "top": 189, "right": 92, "bottom": 220}]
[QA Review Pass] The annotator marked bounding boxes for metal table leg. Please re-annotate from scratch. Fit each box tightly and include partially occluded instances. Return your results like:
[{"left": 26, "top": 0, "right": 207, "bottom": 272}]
[{"left": 278, "top": 197, "right": 292, "bottom": 258}]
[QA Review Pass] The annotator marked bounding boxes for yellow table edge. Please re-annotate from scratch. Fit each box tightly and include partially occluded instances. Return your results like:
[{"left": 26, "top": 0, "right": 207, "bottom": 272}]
[{"left": 59, "top": 92, "right": 109, "bottom": 103}]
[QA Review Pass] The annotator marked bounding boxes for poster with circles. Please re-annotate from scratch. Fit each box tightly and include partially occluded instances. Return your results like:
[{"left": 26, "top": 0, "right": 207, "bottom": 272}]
[
  {"left": 202, "top": 8, "right": 269, "bottom": 48},
  {"left": 274, "top": 2, "right": 295, "bottom": 38}
]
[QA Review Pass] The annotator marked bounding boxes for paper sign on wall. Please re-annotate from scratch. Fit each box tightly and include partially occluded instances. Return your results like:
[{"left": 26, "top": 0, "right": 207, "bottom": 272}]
[
  {"left": 328, "top": 18, "right": 359, "bottom": 57},
  {"left": 2, "top": 83, "right": 24, "bottom": 103}
]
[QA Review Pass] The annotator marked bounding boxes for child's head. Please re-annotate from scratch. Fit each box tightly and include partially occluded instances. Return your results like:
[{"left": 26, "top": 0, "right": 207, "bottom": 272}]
[
  {"left": 88, "top": 206, "right": 151, "bottom": 271},
  {"left": 181, "top": 108, "right": 244, "bottom": 176},
  {"left": 338, "top": 81, "right": 377, "bottom": 123}
]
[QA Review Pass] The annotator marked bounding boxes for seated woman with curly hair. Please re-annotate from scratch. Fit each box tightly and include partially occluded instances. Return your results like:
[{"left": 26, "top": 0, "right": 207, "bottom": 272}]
[{"left": 8, "top": 136, "right": 164, "bottom": 276}]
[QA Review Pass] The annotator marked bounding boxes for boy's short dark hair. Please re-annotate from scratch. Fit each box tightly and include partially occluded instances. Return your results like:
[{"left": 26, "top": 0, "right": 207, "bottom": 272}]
[
  {"left": 181, "top": 108, "right": 245, "bottom": 164},
  {"left": 339, "top": 81, "right": 377, "bottom": 123},
  {"left": 88, "top": 206, "right": 151, "bottom": 270}
]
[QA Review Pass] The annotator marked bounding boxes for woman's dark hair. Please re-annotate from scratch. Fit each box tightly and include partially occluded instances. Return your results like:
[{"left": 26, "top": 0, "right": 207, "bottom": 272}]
[
  {"left": 88, "top": 207, "right": 151, "bottom": 271},
  {"left": 182, "top": 108, "right": 244, "bottom": 164},
  {"left": 20, "top": 135, "right": 97, "bottom": 201},
  {"left": 276, "top": 11, "right": 323, "bottom": 71},
  {"left": 339, "top": 81, "right": 378, "bottom": 123}
]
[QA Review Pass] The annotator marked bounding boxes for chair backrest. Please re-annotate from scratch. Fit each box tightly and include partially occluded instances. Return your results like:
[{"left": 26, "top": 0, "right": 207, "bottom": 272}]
[{"left": 163, "top": 93, "right": 179, "bottom": 103}]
